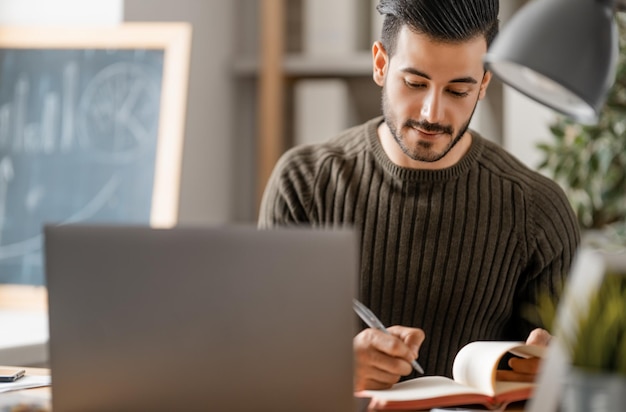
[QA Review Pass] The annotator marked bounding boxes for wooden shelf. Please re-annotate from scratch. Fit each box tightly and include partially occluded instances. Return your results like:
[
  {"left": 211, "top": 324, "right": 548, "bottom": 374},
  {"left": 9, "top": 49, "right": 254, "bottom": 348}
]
[
  {"left": 254, "top": 0, "right": 380, "bottom": 210},
  {"left": 257, "top": 0, "right": 285, "bottom": 206}
]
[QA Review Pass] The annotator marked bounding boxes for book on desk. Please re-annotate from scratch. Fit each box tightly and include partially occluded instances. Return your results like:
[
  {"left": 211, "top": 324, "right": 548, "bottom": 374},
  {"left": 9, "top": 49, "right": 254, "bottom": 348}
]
[{"left": 357, "top": 341, "right": 545, "bottom": 411}]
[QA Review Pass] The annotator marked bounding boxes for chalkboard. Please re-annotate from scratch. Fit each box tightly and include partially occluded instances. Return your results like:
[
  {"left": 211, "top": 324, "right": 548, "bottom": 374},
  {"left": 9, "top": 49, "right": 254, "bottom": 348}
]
[{"left": 0, "top": 24, "right": 192, "bottom": 285}]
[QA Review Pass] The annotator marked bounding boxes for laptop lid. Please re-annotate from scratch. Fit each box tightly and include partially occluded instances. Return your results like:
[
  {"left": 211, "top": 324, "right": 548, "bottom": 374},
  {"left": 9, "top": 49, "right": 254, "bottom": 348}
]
[{"left": 44, "top": 224, "right": 358, "bottom": 412}]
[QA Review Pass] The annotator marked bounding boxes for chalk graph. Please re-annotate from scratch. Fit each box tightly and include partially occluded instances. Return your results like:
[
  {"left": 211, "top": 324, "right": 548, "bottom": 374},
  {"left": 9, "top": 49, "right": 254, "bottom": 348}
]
[{"left": 0, "top": 48, "right": 164, "bottom": 285}]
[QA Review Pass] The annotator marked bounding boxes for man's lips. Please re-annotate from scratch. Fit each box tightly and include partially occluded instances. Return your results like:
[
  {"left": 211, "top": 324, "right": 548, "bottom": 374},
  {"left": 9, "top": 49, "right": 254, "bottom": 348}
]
[
  {"left": 415, "top": 128, "right": 446, "bottom": 138},
  {"left": 404, "top": 121, "right": 452, "bottom": 137},
  {"left": 418, "top": 129, "right": 440, "bottom": 135}
]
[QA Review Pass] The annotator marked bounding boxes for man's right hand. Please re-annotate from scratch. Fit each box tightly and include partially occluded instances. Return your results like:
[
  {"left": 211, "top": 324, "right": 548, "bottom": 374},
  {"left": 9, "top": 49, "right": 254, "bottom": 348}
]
[{"left": 353, "top": 325, "right": 425, "bottom": 391}]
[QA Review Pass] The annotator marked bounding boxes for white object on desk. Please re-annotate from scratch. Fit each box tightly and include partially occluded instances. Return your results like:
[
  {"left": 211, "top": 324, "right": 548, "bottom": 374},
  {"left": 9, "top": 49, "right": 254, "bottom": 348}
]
[
  {"left": 0, "top": 374, "right": 50, "bottom": 393},
  {"left": 0, "top": 309, "right": 48, "bottom": 366}
]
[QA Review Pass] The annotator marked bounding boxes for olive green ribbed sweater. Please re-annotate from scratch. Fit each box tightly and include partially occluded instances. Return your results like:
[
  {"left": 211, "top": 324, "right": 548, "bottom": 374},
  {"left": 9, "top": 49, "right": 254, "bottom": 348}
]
[{"left": 259, "top": 116, "right": 580, "bottom": 377}]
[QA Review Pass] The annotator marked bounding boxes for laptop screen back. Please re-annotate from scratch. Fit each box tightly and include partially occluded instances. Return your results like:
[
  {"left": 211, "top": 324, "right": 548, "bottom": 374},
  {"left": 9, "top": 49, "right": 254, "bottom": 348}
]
[{"left": 44, "top": 224, "right": 357, "bottom": 412}]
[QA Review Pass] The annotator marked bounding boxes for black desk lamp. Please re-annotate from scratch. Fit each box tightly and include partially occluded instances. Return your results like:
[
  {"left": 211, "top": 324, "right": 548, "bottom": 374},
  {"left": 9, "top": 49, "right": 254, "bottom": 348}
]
[{"left": 484, "top": 0, "right": 623, "bottom": 125}]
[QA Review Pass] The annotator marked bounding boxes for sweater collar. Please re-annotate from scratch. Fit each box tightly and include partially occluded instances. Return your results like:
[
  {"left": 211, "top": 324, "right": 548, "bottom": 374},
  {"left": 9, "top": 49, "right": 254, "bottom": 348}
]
[{"left": 366, "top": 116, "right": 485, "bottom": 182}]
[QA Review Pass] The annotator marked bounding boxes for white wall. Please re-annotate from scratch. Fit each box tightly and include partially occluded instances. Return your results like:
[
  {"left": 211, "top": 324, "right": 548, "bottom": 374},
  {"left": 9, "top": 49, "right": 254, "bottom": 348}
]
[
  {"left": 503, "top": 88, "right": 558, "bottom": 171},
  {"left": 124, "top": 0, "right": 237, "bottom": 225},
  {"left": 0, "top": 0, "right": 122, "bottom": 25}
]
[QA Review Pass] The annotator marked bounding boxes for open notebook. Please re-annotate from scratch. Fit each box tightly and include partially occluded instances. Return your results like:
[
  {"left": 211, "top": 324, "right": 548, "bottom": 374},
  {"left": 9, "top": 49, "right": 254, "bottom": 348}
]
[{"left": 44, "top": 224, "right": 358, "bottom": 412}]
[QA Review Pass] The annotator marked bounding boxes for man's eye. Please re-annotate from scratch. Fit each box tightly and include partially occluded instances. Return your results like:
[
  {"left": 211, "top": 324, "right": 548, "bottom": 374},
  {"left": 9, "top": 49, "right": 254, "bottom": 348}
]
[
  {"left": 404, "top": 80, "right": 425, "bottom": 89},
  {"left": 448, "top": 90, "right": 469, "bottom": 98}
]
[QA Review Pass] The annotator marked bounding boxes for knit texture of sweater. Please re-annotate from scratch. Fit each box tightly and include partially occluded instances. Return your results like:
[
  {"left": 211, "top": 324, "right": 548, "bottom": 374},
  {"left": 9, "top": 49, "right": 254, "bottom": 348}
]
[{"left": 258, "top": 116, "right": 580, "bottom": 378}]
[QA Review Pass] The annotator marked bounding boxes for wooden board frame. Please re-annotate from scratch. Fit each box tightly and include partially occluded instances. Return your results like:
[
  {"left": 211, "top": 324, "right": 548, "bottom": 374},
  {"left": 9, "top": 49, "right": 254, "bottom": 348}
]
[{"left": 0, "top": 22, "right": 192, "bottom": 228}]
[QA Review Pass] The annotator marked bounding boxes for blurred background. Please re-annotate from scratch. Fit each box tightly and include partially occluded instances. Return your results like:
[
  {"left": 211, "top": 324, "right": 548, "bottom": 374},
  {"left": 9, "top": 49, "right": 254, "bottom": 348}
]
[
  {"left": 1, "top": 0, "right": 618, "bottom": 368},
  {"left": 0, "top": 0, "right": 553, "bottom": 225}
]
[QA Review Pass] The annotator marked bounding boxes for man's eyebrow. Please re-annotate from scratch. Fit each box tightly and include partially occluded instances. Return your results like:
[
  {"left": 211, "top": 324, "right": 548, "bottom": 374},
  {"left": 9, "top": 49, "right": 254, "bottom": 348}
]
[
  {"left": 450, "top": 76, "right": 478, "bottom": 85},
  {"left": 400, "top": 67, "right": 478, "bottom": 84}
]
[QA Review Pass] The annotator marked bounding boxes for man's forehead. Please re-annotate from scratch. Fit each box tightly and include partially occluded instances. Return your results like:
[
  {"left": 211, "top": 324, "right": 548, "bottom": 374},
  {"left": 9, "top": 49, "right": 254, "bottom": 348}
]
[{"left": 392, "top": 27, "right": 487, "bottom": 79}]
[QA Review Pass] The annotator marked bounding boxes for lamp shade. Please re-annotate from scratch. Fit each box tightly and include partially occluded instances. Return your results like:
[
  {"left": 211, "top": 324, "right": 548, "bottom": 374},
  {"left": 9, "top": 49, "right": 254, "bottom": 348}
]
[{"left": 484, "top": 0, "right": 618, "bottom": 124}]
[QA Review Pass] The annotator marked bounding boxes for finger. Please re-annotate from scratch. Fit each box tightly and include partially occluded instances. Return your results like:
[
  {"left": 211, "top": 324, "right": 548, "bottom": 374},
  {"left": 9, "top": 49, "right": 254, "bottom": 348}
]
[
  {"left": 354, "top": 365, "right": 403, "bottom": 391},
  {"left": 365, "top": 345, "right": 414, "bottom": 375},
  {"left": 358, "top": 376, "right": 400, "bottom": 391},
  {"left": 508, "top": 357, "right": 541, "bottom": 374},
  {"left": 354, "top": 329, "right": 414, "bottom": 375},
  {"left": 368, "top": 328, "right": 417, "bottom": 362},
  {"left": 354, "top": 330, "right": 411, "bottom": 391},
  {"left": 496, "top": 369, "right": 536, "bottom": 383},
  {"left": 386, "top": 325, "right": 426, "bottom": 360},
  {"left": 526, "top": 328, "right": 552, "bottom": 346}
]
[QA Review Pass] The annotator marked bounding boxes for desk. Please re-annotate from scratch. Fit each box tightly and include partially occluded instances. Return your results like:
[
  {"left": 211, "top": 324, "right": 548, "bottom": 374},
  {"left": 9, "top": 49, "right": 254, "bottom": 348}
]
[
  {"left": 0, "top": 366, "right": 50, "bottom": 411},
  {"left": 0, "top": 369, "right": 526, "bottom": 412}
]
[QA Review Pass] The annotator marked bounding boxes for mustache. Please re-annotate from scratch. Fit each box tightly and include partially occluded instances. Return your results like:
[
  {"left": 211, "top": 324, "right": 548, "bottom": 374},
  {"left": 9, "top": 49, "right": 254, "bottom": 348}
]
[{"left": 404, "top": 119, "right": 453, "bottom": 135}]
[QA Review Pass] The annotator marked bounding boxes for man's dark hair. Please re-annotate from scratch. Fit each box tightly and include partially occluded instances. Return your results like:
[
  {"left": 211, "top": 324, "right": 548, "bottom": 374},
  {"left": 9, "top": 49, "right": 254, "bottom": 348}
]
[{"left": 377, "top": 0, "right": 499, "bottom": 56}]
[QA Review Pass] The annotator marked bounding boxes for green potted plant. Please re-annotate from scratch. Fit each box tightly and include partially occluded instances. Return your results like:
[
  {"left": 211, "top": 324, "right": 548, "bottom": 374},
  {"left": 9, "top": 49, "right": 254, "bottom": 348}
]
[
  {"left": 566, "top": 273, "right": 626, "bottom": 374},
  {"left": 558, "top": 272, "right": 626, "bottom": 412},
  {"left": 536, "top": 12, "right": 626, "bottom": 247},
  {"left": 527, "top": 254, "right": 626, "bottom": 412}
]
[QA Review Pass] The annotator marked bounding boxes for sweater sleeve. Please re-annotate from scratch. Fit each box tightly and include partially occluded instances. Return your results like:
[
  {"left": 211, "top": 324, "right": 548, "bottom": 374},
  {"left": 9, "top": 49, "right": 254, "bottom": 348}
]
[
  {"left": 258, "top": 148, "right": 313, "bottom": 228},
  {"left": 507, "top": 179, "right": 580, "bottom": 339}
]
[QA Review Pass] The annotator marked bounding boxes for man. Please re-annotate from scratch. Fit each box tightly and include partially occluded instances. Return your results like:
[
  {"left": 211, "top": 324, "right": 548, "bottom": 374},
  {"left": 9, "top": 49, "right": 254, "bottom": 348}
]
[{"left": 258, "top": 0, "right": 579, "bottom": 391}]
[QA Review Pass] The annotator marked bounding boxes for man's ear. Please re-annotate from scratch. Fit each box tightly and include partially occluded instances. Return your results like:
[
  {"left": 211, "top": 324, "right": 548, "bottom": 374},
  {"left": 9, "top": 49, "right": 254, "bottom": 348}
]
[
  {"left": 478, "top": 70, "right": 492, "bottom": 100},
  {"left": 372, "top": 41, "right": 388, "bottom": 87}
]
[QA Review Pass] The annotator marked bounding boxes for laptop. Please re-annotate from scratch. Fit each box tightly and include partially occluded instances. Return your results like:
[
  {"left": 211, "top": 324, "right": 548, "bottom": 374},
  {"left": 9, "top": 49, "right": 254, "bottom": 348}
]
[{"left": 44, "top": 224, "right": 358, "bottom": 412}]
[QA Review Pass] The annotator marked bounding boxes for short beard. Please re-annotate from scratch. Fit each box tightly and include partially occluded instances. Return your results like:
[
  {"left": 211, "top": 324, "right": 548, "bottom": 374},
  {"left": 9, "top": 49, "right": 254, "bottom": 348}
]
[{"left": 382, "top": 87, "right": 478, "bottom": 163}]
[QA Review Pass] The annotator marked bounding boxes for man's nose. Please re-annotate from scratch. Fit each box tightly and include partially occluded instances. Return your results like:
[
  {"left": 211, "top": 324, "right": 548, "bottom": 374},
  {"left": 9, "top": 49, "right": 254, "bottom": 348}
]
[{"left": 420, "top": 91, "right": 444, "bottom": 123}]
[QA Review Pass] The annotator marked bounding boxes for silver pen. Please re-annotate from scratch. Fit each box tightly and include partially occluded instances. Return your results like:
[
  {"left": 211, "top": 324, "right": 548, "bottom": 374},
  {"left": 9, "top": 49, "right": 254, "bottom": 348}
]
[{"left": 352, "top": 298, "right": 425, "bottom": 374}]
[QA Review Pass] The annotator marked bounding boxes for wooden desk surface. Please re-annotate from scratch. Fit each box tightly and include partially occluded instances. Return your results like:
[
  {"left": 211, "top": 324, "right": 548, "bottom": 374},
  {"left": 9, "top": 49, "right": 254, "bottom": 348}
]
[
  {"left": 0, "top": 367, "right": 526, "bottom": 412},
  {"left": 0, "top": 366, "right": 51, "bottom": 411}
]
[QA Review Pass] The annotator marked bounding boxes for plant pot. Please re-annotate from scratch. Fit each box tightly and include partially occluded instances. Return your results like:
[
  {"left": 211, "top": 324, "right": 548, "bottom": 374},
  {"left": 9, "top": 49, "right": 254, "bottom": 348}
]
[{"left": 560, "top": 368, "right": 626, "bottom": 412}]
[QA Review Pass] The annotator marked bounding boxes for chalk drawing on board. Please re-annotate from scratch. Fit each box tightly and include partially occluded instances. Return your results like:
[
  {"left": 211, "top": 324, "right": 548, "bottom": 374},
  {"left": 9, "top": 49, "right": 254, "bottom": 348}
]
[
  {"left": 0, "top": 50, "right": 163, "bottom": 284},
  {"left": 78, "top": 61, "right": 161, "bottom": 162},
  {"left": 0, "top": 23, "right": 192, "bottom": 286},
  {"left": 0, "top": 175, "right": 119, "bottom": 258}
]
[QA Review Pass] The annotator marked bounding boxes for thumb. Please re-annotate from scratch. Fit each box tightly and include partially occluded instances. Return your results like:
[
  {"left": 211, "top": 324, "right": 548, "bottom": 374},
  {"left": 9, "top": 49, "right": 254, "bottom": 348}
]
[{"left": 526, "top": 328, "right": 551, "bottom": 346}]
